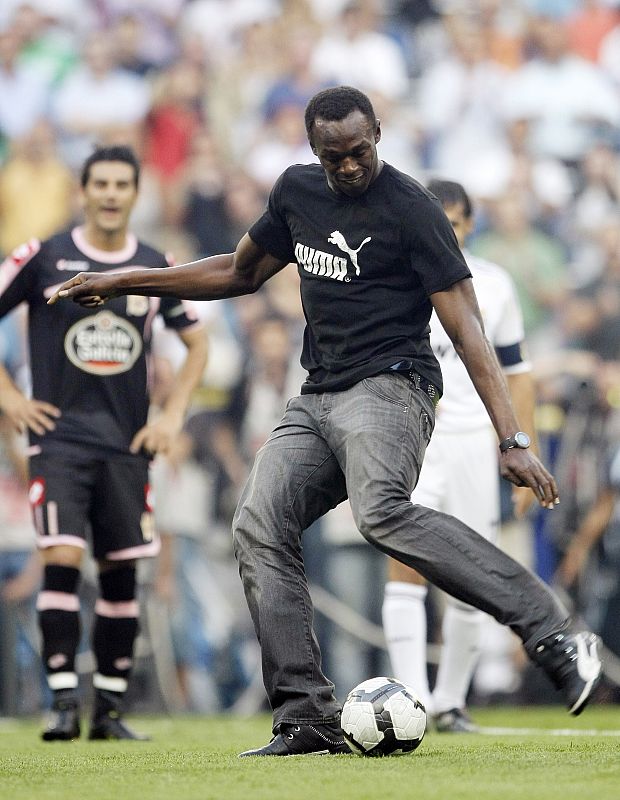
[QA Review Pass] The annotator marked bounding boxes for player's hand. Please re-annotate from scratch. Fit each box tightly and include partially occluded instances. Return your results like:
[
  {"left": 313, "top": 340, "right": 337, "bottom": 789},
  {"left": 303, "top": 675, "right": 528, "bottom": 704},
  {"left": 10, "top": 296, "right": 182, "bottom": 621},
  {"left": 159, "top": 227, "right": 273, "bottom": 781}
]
[
  {"left": 0, "top": 389, "right": 61, "bottom": 435},
  {"left": 129, "top": 410, "right": 185, "bottom": 456},
  {"left": 499, "top": 448, "right": 559, "bottom": 510},
  {"left": 47, "top": 272, "right": 119, "bottom": 307},
  {"left": 511, "top": 485, "right": 537, "bottom": 519}
]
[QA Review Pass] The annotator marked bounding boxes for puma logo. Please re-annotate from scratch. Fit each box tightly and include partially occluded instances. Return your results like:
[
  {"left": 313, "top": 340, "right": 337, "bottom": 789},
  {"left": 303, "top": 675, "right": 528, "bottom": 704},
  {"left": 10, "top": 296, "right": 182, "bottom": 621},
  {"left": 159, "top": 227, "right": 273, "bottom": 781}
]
[{"left": 328, "top": 231, "right": 371, "bottom": 276}]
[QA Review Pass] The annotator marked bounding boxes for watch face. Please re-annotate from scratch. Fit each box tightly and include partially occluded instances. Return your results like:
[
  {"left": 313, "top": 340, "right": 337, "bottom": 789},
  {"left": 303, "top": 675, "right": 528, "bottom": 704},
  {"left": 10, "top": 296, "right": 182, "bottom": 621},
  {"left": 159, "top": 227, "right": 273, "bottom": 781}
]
[{"left": 515, "top": 432, "right": 530, "bottom": 448}]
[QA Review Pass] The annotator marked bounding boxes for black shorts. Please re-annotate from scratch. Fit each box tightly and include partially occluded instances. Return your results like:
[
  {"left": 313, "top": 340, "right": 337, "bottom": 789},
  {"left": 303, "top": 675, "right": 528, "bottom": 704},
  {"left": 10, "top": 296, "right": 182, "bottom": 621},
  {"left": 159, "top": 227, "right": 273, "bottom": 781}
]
[{"left": 28, "top": 443, "right": 159, "bottom": 561}]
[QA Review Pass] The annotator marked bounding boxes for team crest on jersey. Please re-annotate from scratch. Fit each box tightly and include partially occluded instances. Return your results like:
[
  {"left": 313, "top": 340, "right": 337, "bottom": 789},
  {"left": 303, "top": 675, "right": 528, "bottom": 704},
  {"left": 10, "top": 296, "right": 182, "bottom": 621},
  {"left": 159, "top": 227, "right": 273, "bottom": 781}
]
[
  {"left": 64, "top": 311, "right": 142, "bottom": 375},
  {"left": 295, "top": 232, "right": 371, "bottom": 281}
]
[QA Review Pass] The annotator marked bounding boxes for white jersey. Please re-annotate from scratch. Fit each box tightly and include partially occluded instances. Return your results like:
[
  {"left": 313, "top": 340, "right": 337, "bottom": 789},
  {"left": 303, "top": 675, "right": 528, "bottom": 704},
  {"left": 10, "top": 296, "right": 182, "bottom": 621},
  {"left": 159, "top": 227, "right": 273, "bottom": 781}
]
[{"left": 432, "top": 250, "right": 529, "bottom": 435}]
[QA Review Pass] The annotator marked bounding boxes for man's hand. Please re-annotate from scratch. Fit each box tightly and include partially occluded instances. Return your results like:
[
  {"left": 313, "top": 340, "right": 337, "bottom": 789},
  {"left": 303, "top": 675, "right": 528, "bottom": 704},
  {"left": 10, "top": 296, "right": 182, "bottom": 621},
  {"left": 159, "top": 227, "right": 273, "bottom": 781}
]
[
  {"left": 129, "top": 409, "right": 185, "bottom": 456},
  {"left": 0, "top": 388, "right": 60, "bottom": 435},
  {"left": 47, "top": 272, "right": 119, "bottom": 306},
  {"left": 500, "top": 448, "right": 559, "bottom": 510}
]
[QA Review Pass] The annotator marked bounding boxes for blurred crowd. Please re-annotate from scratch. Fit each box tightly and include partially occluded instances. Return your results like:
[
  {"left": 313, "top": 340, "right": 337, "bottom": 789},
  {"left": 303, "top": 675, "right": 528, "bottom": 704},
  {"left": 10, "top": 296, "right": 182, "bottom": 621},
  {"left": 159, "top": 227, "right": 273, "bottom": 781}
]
[{"left": 2, "top": 0, "right": 620, "bottom": 716}]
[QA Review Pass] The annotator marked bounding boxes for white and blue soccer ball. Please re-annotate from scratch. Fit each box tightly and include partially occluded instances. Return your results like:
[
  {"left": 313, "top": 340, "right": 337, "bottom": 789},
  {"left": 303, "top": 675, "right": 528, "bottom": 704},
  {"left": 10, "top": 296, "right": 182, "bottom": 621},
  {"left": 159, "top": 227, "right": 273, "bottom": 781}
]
[{"left": 340, "top": 677, "right": 426, "bottom": 756}]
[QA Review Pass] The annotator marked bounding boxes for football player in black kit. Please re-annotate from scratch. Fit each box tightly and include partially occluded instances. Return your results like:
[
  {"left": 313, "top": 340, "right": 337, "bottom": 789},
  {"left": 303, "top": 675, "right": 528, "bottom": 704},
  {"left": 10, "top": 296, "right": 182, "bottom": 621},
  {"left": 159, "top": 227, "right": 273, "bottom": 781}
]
[
  {"left": 0, "top": 146, "right": 208, "bottom": 741},
  {"left": 51, "top": 88, "right": 602, "bottom": 756}
]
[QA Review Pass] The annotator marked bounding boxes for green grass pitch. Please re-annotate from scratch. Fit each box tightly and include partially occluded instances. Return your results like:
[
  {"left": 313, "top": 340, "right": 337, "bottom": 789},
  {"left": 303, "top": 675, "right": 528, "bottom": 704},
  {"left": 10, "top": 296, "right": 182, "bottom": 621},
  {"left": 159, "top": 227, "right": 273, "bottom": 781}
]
[{"left": 1, "top": 707, "right": 619, "bottom": 800}]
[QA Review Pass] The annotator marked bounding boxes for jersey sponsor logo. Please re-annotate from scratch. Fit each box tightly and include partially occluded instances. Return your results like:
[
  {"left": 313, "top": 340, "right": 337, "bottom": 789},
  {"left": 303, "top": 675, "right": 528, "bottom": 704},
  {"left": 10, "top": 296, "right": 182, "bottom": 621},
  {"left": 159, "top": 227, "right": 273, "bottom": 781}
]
[
  {"left": 64, "top": 311, "right": 142, "bottom": 375},
  {"left": 327, "top": 231, "right": 371, "bottom": 276},
  {"left": 56, "top": 259, "right": 90, "bottom": 272}
]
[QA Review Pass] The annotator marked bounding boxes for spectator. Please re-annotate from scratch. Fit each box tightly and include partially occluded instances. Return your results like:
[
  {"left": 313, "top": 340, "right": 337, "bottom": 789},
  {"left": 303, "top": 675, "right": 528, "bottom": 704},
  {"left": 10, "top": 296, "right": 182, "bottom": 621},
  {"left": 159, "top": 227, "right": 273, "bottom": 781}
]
[
  {"left": 175, "top": 127, "right": 236, "bottom": 256},
  {"left": 204, "top": 15, "right": 282, "bottom": 161},
  {"left": 565, "top": 0, "right": 620, "bottom": 63},
  {"left": 599, "top": 17, "right": 620, "bottom": 87},
  {"left": 151, "top": 429, "right": 228, "bottom": 712},
  {"left": 500, "top": 11, "right": 620, "bottom": 166},
  {"left": 240, "top": 314, "right": 302, "bottom": 460},
  {"left": 568, "top": 143, "right": 620, "bottom": 267},
  {"left": 0, "top": 25, "right": 50, "bottom": 152},
  {"left": 143, "top": 59, "right": 206, "bottom": 220},
  {"left": 0, "top": 414, "right": 43, "bottom": 715},
  {"left": 310, "top": 0, "right": 410, "bottom": 101},
  {"left": 476, "top": 0, "right": 526, "bottom": 70},
  {"left": 94, "top": 0, "right": 184, "bottom": 70},
  {"left": 0, "top": 120, "right": 75, "bottom": 255},
  {"left": 0, "top": 310, "right": 43, "bottom": 716},
  {"left": 471, "top": 191, "right": 568, "bottom": 348},
  {"left": 562, "top": 215, "right": 620, "bottom": 362},
  {"left": 51, "top": 30, "right": 151, "bottom": 168},
  {"left": 245, "top": 101, "right": 317, "bottom": 195},
  {"left": 178, "top": 0, "right": 279, "bottom": 69},
  {"left": 9, "top": 2, "right": 79, "bottom": 87},
  {"left": 110, "top": 13, "right": 156, "bottom": 77},
  {"left": 415, "top": 10, "right": 510, "bottom": 179},
  {"left": 261, "top": 24, "right": 328, "bottom": 125}
]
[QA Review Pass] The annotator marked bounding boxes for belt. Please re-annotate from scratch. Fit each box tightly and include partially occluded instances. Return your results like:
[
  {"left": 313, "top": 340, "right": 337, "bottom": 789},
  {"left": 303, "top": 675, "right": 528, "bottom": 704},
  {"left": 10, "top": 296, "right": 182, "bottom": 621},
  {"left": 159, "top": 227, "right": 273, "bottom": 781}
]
[{"left": 388, "top": 361, "right": 440, "bottom": 408}]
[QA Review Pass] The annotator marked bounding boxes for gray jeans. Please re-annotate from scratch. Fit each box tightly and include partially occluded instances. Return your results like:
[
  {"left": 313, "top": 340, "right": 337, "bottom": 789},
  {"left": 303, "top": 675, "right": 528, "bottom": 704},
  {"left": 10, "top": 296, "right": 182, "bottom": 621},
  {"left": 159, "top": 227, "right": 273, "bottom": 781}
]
[{"left": 232, "top": 373, "right": 568, "bottom": 728}]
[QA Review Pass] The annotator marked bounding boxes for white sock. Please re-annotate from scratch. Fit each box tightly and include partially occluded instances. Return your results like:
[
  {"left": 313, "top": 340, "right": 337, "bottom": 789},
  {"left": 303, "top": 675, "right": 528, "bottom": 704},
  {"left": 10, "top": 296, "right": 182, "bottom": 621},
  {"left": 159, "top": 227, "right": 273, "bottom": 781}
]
[
  {"left": 382, "top": 581, "right": 431, "bottom": 711},
  {"left": 432, "top": 604, "right": 484, "bottom": 714}
]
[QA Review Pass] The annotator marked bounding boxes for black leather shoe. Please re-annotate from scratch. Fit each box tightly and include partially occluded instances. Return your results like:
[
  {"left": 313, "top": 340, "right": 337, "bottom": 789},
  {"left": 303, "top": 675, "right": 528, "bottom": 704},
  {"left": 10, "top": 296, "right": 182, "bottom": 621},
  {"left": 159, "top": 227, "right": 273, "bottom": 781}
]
[
  {"left": 89, "top": 689, "right": 150, "bottom": 741},
  {"left": 239, "top": 722, "right": 350, "bottom": 757},
  {"left": 41, "top": 694, "right": 81, "bottom": 741},
  {"left": 533, "top": 630, "right": 602, "bottom": 715},
  {"left": 88, "top": 711, "right": 150, "bottom": 741},
  {"left": 434, "top": 708, "right": 479, "bottom": 733}
]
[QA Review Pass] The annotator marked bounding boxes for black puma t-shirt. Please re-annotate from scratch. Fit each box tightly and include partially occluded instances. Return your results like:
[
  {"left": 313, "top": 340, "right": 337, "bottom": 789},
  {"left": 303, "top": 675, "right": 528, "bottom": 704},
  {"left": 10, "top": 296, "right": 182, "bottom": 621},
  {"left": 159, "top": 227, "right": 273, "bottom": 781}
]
[{"left": 249, "top": 162, "right": 471, "bottom": 395}]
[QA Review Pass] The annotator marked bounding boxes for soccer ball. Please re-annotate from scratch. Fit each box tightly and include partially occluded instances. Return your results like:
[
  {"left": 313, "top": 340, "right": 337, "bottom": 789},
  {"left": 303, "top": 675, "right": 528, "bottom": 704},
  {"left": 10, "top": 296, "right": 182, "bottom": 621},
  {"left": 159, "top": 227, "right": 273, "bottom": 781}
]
[{"left": 340, "top": 677, "right": 426, "bottom": 756}]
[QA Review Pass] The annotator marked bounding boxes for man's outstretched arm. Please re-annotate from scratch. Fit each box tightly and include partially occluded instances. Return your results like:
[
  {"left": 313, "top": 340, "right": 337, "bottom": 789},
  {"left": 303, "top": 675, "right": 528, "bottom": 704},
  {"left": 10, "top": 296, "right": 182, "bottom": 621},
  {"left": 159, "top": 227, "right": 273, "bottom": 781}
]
[
  {"left": 48, "top": 234, "right": 288, "bottom": 306},
  {"left": 431, "top": 277, "right": 559, "bottom": 509}
]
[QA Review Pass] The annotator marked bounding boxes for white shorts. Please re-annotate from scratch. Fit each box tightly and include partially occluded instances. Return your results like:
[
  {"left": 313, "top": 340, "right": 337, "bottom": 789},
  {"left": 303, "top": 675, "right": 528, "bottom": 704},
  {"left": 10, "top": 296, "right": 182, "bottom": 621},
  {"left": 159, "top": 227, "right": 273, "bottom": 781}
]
[{"left": 411, "top": 425, "right": 500, "bottom": 544}]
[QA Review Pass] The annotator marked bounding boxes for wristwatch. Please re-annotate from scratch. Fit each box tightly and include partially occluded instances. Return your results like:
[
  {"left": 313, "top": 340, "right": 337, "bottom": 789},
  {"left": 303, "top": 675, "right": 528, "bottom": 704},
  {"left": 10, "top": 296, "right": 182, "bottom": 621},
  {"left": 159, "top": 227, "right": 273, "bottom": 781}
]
[{"left": 499, "top": 431, "right": 531, "bottom": 452}]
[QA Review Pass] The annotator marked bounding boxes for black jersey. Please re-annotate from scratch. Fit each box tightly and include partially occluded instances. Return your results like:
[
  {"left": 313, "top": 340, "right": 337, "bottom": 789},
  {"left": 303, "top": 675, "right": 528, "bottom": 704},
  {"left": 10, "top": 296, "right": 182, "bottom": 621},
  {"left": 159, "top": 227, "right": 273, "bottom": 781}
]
[
  {"left": 0, "top": 227, "right": 202, "bottom": 454},
  {"left": 249, "top": 162, "right": 471, "bottom": 395}
]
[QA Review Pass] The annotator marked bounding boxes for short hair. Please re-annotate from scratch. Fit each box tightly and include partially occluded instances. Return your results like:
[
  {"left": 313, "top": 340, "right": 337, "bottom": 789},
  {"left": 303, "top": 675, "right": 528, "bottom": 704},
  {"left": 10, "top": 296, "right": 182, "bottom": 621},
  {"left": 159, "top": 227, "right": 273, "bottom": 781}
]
[
  {"left": 304, "top": 86, "right": 377, "bottom": 141},
  {"left": 426, "top": 179, "right": 473, "bottom": 218},
  {"left": 81, "top": 145, "right": 141, "bottom": 188}
]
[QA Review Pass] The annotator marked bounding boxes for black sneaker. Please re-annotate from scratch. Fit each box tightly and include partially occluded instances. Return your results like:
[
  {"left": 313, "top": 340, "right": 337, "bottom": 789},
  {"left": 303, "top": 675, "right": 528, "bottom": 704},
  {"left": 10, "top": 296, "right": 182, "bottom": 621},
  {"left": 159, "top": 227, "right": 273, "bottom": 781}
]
[
  {"left": 533, "top": 630, "right": 602, "bottom": 715},
  {"left": 88, "top": 711, "right": 150, "bottom": 741},
  {"left": 434, "top": 708, "right": 479, "bottom": 733},
  {"left": 88, "top": 688, "right": 150, "bottom": 741},
  {"left": 238, "top": 722, "right": 350, "bottom": 757},
  {"left": 41, "top": 694, "right": 80, "bottom": 741}
]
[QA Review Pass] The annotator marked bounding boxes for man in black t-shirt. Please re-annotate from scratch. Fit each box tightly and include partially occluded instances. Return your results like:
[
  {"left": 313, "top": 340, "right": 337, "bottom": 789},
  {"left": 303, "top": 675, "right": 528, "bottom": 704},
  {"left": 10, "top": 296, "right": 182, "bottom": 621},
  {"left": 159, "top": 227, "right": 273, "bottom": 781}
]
[
  {"left": 50, "top": 88, "right": 601, "bottom": 755},
  {"left": 0, "top": 146, "right": 207, "bottom": 741}
]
